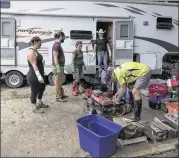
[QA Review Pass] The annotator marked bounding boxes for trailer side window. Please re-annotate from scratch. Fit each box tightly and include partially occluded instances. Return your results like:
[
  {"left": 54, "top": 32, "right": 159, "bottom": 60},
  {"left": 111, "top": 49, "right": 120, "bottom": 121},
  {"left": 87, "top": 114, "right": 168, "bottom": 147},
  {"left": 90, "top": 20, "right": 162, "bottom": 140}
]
[
  {"left": 120, "top": 25, "right": 128, "bottom": 38},
  {"left": 1, "top": 22, "right": 11, "bottom": 37},
  {"left": 70, "top": 30, "right": 92, "bottom": 39},
  {"left": 156, "top": 17, "right": 173, "bottom": 30},
  {"left": 0, "top": 1, "right": 10, "bottom": 8}
]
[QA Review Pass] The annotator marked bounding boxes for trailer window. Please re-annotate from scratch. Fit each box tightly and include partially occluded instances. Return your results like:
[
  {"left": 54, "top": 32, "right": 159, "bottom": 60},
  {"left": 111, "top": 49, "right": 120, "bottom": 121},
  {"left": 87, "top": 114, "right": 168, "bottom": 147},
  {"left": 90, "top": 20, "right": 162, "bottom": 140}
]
[
  {"left": 120, "top": 25, "right": 128, "bottom": 38},
  {"left": 0, "top": 1, "right": 10, "bottom": 8},
  {"left": 70, "top": 30, "right": 92, "bottom": 39},
  {"left": 2, "top": 22, "right": 11, "bottom": 37},
  {"left": 156, "top": 17, "right": 173, "bottom": 30}
]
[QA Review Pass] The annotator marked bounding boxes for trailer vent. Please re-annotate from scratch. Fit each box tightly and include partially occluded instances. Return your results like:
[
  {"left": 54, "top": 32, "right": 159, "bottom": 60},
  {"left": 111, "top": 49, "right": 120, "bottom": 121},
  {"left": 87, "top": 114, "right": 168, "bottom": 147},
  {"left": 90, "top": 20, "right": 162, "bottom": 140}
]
[
  {"left": 70, "top": 30, "right": 92, "bottom": 39},
  {"left": 156, "top": 17, "right": 173, "bottom": 29}
]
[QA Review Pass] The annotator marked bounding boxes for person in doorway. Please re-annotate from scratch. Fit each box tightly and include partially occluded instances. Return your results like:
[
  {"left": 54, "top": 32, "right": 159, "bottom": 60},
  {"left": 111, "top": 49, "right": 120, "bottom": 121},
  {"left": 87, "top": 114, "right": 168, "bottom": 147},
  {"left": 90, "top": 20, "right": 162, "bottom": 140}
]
[
  {"left": 71, "top": 41, "right": 86, "bottom": 96},
  {"left": 52, "top": 31, "right": 68, "bottom": 102},
  {"left": 93, "top": 29, "right": 112, "bottom": 77},
  {"left": 111, "top": 62, "right": 151, "bottom": 121},
  {"left": 27, "top": 36, "right": 49, "bottom": 114}
]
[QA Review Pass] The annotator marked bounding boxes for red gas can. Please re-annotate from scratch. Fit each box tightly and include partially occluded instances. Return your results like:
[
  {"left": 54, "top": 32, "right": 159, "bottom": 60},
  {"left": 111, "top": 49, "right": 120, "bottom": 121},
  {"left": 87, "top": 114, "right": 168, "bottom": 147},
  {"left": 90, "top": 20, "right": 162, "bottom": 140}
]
[{"left": 148, "top": 83, "right": 168, "bottom": 98}]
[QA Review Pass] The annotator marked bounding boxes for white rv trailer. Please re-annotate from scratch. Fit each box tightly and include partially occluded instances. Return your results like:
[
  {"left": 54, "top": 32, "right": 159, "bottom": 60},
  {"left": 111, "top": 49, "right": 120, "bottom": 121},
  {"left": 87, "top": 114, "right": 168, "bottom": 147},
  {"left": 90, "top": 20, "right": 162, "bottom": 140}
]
[{"left": 1, "top": 1, "right": 178, "bottom": 88}]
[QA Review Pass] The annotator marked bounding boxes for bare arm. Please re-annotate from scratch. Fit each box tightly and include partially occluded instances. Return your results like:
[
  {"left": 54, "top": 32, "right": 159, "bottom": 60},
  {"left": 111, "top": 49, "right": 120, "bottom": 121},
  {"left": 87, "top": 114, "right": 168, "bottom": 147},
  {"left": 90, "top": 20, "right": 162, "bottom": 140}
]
[
  {"left": 107, "top": 43, "right": 112, "bottom": 57},
  {"left": 27, "top": 50, "right": 38, "bottom": 71},
  {"left": 53, "top": 51, "right": 59, "bottom": 65},
  {"left": 114, "top": 84, "right": 127, "bottom": 103},
  {"left": 93, "top": 44, "right": 97, "bottom": 53},
  {"left": 72, "top": 53, "right": 76, "bottom": 61},
  {"left": 27, "top": 50, "right": 44, "bottom": 83}
]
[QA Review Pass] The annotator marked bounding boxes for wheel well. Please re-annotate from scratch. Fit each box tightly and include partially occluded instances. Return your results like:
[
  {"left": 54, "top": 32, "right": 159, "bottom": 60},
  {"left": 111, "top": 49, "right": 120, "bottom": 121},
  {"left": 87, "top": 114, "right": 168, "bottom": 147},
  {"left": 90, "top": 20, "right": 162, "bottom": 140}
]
[{"left": 5, "top": 70, "right": 25, "bottom": 77}]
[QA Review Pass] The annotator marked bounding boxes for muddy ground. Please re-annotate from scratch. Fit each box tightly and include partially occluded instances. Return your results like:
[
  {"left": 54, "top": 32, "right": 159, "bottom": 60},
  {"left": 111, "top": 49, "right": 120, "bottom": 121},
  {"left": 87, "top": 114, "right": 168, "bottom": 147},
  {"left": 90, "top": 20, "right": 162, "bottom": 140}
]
[{"left": 1, "top": 83, "right": 178, "bottom": 157}]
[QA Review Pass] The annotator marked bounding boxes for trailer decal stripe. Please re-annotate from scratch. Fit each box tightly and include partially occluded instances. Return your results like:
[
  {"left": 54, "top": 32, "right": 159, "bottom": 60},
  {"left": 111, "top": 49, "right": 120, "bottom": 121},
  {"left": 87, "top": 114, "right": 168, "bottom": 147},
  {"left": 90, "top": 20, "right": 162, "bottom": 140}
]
[
  {"left": 39, "top": 8, "right": 65, "bottom": 12},
  {"left": 16, "top": 36, "right": 30, "bottom": 38},
  {"left": 123, "top": 8, "right": 144, "bottom": 15},
  {"left": 17, "top": 36, "right": 178, "bottom": 53},
  {"left": 126, "top": 6, "right": 147, "bottom": 13},
  {"left": 152, "top": 12, "right": 162, "bottom": 16},
  {"left": 94, "top": 3, "right": 119, "bottom": 7},
  {"left": 134, "top": 36, "right": 179, "bottom": 52},
  {"left": 173, "top": 22, "right": 179, "bottom": 26}
]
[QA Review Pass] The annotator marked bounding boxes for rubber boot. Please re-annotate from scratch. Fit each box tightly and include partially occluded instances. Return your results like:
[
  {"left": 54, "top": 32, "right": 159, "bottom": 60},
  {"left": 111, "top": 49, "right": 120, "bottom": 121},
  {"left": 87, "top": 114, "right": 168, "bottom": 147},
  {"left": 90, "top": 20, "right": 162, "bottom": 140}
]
[
  {"left": 129, "top": 92, "right": 134, "bottom": 108},
  {"left": 72, "top": 81, "right": 78, "bottom": 96},
  {"left": 134, "top": 100, "right": 142, "bottom": 121},
  {"left": 72, "top": 88, "right": 78, "bottom": 96},
  {"left": 76, "top": 82, "right": 80, "bottom": 94}
]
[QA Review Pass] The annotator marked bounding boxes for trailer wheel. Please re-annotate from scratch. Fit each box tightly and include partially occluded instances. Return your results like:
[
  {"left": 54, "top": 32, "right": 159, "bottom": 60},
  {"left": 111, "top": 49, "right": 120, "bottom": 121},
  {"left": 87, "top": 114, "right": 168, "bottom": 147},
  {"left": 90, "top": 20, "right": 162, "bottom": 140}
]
[
  {"left": 48, "top": 72, "right": 66, "bottom": 86},
  {"left": 5, "top": 71, "right": 24, "bottom": 88}
]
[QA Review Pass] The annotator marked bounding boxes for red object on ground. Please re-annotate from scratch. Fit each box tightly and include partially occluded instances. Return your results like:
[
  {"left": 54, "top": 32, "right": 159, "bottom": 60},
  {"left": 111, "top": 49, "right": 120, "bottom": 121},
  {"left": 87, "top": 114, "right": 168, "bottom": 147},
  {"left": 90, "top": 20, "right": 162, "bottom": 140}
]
[
  {"left": 72, "top": 88, "right": 78, "bottom": 96},
  {"left": 170, "top": 79, "right": 179, "bottom": 87},
  {"left": 85, "top": 89, "right": 93, "bottom": 97},
  {"left": 103, "top": 92, "right": 113, "bottom": 98},
  {"left": 91, "top": 94, "right": 114, "bottom": 106},
  {"left": 148, "top": 83, "right": 168, "bottom": 98},
  {"left": 166, "top": 102, "right": 179, "bottom": 115},
  {"left": 75, "top": 88, "right": 80, "bottom": 94}
]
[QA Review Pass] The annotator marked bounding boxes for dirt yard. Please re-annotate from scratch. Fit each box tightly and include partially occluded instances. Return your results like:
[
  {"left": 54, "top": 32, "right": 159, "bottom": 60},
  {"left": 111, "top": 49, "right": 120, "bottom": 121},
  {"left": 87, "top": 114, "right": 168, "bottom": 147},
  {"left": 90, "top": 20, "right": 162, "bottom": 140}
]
[
  {"left": 1, "top": 83, "right": 178, "bottom": 157},
  {"left": 1, "top": 84, "right": 88, "bottom": 157}
]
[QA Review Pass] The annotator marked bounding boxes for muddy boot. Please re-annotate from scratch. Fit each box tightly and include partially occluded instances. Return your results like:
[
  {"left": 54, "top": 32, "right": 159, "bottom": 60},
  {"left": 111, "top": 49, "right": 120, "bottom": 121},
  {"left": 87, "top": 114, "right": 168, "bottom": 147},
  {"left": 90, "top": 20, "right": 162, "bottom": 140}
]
[
  {"left": 56, "top": 98, "right": 67, "bottom": 102},
  {"left": 133, "top": 100, "right": 142, "bottom": 122},
  {"left": 61, "top": 87, "right": 68, "bottom": 98},
  {"left": 76, "top": 84, "right": 80, "bottom": 94},
  {"left": 37, "top": 101, "right": 49, "bottom": 108},
  {"left": 129, "top": 92, "right": 134, "bottom": 108},
  {"left": 32, "top": 107, "right": 45, "bottom": 114},
  {"left": 72, "top": 80, "right": 78, "bottom": 96},
  {"left": 72, "top": 87, "right": 78, "bottom": 96}
]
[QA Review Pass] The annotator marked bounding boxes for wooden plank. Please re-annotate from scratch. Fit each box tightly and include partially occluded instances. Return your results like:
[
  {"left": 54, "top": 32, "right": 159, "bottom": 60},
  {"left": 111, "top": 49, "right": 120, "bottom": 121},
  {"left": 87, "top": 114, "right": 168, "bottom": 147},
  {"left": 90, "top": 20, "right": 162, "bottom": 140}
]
[{"left": 118, "top": 136, "right": 148, "bottom": 146}]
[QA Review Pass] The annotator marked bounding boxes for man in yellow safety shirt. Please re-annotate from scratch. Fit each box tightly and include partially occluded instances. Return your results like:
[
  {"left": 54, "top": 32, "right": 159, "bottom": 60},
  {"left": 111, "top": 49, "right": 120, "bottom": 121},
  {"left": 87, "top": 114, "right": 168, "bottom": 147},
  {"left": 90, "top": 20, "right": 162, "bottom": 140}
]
[{"left": 111, "top": 62, "right": 151, "bottom": 121}]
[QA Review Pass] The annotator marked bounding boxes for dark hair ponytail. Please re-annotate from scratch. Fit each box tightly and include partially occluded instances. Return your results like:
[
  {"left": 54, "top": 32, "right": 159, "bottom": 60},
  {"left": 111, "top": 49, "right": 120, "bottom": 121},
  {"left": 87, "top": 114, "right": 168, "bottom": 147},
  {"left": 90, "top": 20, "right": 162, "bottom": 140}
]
[
  {"left": 75, "top": 41, "right": 82, "bottom": 48},
  {"left": 28, "top": 36, "right": 41, "bottom": 46},
  {"left": 54, "top": 31, "right": 65, "bottom": 39}
]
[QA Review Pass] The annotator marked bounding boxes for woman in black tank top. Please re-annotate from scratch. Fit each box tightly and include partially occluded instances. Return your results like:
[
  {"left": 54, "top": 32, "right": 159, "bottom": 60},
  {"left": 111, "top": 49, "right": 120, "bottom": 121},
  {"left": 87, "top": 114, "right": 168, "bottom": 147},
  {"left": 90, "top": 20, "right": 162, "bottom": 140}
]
[{"left": 27, "top": 36, "right": 49, "bottom": 114}]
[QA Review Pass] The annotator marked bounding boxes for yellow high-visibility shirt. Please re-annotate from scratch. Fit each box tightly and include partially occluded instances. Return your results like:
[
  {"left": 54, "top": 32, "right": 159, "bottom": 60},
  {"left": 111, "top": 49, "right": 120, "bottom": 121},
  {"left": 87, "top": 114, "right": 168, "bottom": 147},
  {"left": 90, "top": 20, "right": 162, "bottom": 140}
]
[{"left": 114, "top": 62, "right": 151, "bottom": 85}]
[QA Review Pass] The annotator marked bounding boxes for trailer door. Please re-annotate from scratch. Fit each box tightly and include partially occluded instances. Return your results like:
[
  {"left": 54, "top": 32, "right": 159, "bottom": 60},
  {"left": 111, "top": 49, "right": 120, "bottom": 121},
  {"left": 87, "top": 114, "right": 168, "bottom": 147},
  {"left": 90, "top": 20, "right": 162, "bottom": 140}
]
[
  {"left": 1, "top": 18, "right": 16, "bottom": 66},
  {"left": 113, "top": 20, "right": 134, "bottom": 66}
]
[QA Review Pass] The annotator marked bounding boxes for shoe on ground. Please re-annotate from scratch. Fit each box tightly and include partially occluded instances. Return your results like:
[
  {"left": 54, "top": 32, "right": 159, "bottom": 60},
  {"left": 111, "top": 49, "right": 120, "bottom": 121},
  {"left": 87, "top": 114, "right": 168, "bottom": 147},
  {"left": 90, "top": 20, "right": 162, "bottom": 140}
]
[
  {"left": 33, "top": 107, "right": 45, "bottom": 114},
  {"left": 37, "top": 102, "right": 49, "bottom": 108},
  {"left": 75, "top": 88, "right": 80, "bottom": 94},
  {"left": 62, "top": 94, "right": 68, "bottom": 98},
  {"left": 56, "top": 98, "right": 67, "bottom": 102},
  {"left": 72, "top": 90, "right": 78, "bottom": 96}
]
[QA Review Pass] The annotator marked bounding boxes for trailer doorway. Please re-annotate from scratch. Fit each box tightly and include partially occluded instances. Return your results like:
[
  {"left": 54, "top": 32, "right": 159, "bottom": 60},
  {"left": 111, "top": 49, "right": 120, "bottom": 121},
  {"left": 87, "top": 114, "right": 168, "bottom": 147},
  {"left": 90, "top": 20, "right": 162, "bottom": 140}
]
[{"left": 96, "top": 21, "right": 113, "bottom": 66}]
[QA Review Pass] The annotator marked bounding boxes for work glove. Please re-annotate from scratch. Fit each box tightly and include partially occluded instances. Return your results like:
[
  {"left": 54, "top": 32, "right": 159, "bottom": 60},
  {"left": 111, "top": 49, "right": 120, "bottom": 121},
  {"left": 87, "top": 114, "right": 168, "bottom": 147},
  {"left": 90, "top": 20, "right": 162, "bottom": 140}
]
[
  {"left": 56, "top": 64, "right": 61, "bottom": 73},
  {"left": 35, "top": 70, "right": 44, "bottom": 83},
  {"left": 71, "top": 62, "right": 75, "bottom": 73}
]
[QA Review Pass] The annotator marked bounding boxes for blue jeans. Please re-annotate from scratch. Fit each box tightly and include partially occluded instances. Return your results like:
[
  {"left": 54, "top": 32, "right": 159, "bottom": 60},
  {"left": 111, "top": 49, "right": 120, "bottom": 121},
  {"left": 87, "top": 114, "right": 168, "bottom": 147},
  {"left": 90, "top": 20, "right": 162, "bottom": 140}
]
[{"left": 97, "top": 51, "right": 108, "bottom": 76}]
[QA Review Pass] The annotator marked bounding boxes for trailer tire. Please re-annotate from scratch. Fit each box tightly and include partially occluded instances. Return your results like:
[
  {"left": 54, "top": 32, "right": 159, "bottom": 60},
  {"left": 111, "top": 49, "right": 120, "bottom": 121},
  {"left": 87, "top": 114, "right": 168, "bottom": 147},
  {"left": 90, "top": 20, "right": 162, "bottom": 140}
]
[
  {"left": 48, "top": 72, "right": 66, "bottom": 86},
  {"left": 5, "top": 71, "right": 24, "bottom": 88}
]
